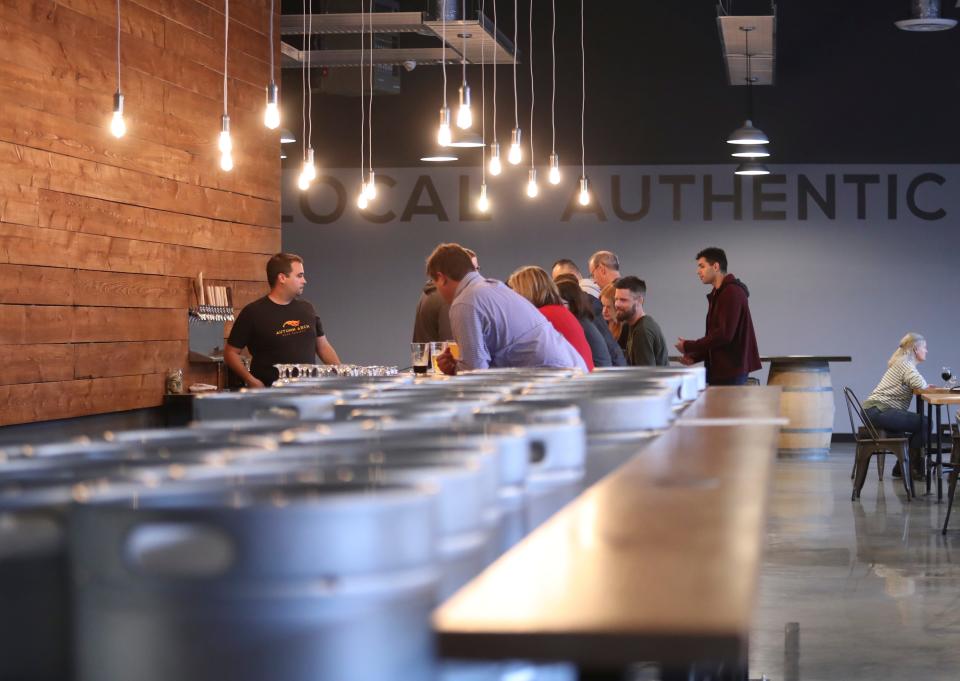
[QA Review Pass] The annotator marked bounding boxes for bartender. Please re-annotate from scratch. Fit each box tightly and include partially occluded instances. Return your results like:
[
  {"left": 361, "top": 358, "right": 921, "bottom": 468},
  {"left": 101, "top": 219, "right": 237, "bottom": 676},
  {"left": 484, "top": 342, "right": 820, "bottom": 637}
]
[{"left": 225, "top": 252, "right": 341, "bottom": 387}]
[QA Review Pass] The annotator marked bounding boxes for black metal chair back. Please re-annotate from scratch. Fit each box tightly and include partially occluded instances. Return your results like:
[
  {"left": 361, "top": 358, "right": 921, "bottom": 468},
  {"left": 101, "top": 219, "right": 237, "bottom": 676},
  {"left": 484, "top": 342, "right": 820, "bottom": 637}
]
[{"left": 844, "top": 387, "right": 882, "bottom": 443}]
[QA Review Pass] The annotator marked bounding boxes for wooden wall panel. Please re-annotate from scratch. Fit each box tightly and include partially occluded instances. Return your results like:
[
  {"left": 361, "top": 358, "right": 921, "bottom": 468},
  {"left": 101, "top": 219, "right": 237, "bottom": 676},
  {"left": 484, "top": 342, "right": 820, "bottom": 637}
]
[{"left": 0, "top": 0, "right": 280, "bottom": 426}]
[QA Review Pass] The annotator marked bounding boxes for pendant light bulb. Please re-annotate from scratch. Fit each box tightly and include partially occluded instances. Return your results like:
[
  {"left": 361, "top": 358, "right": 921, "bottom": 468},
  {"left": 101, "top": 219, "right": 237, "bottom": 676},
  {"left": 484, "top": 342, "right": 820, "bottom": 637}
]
[
  {"left": 508, "top": 128, "right": 523, "bottom": 165},
  {"left": 264, "top": 82, "right": 280, "bottom": 129},
  {"left": 303, "top": 147, "right": 316, "bottom": 181},
  {"left": 364, "top": 171, "right": 377, "bottom": 200},
  {"left": 548, "top": 153, "right": 561, "bottom": 185},
  {"left": 489, "top": 142, "right": 502, "bottom": 176},
  {"left": 456, "top": 84, "right": 473, "bottom": 129},
  {"left": 109, "top": 92, "right": 126, "bottom": 138},
  {"left": 477, "top": 183, "right": 490, "bottom": 213},
  {"left": 438, "top": 108, "right": 452, "bottom": 146},
  {"left": 297, "top": 171, "right": 310, "bottom": 191},
  {"left": 218, "top": 115, "right": 233, "bottom": 154},
  {"left": 526, "top": 168, "right": 539, "bottom": 199},
  {"left": 219, "top": 152, "right": 234, "bottom": 171},
  {"left": 578, "top": 176, "right": 591, "bottom": 206},
  {"left": 357, "top": 184, "right": 369, "bottom": 209}
]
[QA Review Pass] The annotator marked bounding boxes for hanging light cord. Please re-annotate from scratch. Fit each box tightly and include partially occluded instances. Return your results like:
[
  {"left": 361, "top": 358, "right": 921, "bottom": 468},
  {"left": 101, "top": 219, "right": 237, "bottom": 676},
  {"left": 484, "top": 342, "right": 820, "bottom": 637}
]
[
  {"left": 528, "top": 0, "right": 534, "bottom": 169},
  {"left": 223, "top": 0, "right": 229, "bottom": 116},
  {"left": 461, "top": 0, "right": 467, "bottom": 88},
  {"left": 115, "top": 0, "right": 121, "bottom": 92},
  {"left": 550, "top": 0, "right": 556, "bottom": 155},
  {"left": 441, "top": 0, "right": 447, "bottom": 109},
  {"left": 268, "top": 0, "right": 274, "bottom": 83},
  {"left": 481, "top": 0, "right": 486, "bottom": 183},
  {"left": 512, "top": 0, "right": 518, "bottom": 128},
  {"left": 492, "top": 0, "right": 497, "bottom": 143},
  {"left": 359, "top": 0, "right": 365, "bottom": 181},
  {"left": 301, "top": 0, "right": 307, "bottom": 161},
  {"left": 579, "top": 0, "right": 585, "bottom": 177},
  {"left": 307, "top": 3, "right": 313, "bottom": 150},
  {"left": 368, "top": 0, "right": 373, "bottom": 176},
  {"left": 745, "top": 28, "right": 754, "bottom": 121}
]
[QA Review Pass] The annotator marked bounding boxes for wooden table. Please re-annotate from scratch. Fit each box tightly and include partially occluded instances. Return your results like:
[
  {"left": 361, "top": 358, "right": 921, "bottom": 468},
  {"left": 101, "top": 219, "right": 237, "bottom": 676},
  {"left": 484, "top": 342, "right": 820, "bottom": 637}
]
[
  {"left": 763, "top": 355, "right": 851, "bottom": 456},
  {"left": 915, "top": 389, "right": 960, "bottom": 501},
  {"left": 679, "top": 386, "right": 784, "bottom": 423},
  {"left": 433, "top": 387, "right": 782, "bottom": 678}
]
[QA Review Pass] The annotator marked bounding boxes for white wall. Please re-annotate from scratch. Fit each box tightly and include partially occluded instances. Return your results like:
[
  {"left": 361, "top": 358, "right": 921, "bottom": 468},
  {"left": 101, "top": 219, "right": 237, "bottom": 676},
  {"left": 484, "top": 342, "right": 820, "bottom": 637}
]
[{"left": 281, "top": 164, "right": 960, "bottom": 432}]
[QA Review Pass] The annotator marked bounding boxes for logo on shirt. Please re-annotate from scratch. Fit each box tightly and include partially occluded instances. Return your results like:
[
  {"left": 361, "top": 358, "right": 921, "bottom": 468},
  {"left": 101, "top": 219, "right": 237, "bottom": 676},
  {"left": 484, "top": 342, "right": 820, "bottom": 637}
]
[{"left": 276, "top": 319, "right": 310, "bottom": 336}]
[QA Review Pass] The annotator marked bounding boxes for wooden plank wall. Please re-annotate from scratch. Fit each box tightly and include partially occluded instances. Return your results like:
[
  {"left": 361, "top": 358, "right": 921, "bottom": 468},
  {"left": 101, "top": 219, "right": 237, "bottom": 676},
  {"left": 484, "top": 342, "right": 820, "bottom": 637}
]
[{"left": 0, "top": 0, "right": 279, "bottom": 426}]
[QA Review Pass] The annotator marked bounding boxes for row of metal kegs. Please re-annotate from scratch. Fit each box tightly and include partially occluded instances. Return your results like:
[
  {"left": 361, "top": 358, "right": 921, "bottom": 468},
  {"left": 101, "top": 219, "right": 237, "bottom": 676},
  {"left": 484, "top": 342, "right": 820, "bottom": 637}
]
[{"left": 0, "top": 365, "right": 704, "bottom": 681}]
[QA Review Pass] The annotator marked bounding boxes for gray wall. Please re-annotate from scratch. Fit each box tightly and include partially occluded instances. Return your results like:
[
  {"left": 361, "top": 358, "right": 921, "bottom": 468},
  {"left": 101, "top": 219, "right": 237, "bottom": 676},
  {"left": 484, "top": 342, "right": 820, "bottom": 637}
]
[{"left": 281, "top": 164, "right": 960, "bottom": 432}]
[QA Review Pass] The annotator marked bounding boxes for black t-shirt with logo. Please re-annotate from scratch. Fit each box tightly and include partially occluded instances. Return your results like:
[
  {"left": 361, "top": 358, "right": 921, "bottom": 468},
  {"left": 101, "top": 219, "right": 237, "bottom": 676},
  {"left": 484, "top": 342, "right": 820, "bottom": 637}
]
[{"left": 227, "top": 296, "right": 324, "bottom": 385}]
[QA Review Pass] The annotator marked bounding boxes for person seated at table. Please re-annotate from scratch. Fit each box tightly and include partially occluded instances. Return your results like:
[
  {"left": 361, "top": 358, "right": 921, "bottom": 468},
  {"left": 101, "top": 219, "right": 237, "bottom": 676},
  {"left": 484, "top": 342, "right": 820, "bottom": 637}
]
[
  {"left": 555, "top": 273, "right": 626, "bottom": 366},
  {"left": 863, "top": 332, "right": 931, "bottom": 477},
  {"left": 600, "top": 283, "right": 627, "bottom": 350},
  {"left": 507, "top": 266, "right": 595, "bottom": 371},
  {"left": 554, "top": 274, "right": 615, "bottom": 368},
  {"left": 426, "top": 244, "right": 587, "bottom": 375}
]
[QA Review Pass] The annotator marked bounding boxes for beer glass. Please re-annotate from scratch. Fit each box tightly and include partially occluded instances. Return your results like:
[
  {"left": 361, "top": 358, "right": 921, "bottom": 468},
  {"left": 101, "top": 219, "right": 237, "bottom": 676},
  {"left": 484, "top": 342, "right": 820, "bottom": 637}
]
[{"left": 411, "top": 343, "right": 430, "bottom": 374}]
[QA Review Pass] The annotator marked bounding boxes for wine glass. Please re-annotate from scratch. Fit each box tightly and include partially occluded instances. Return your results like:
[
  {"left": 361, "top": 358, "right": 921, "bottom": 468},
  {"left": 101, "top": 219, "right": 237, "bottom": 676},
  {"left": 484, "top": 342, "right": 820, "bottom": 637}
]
[{"left": 942, "top": 366, "right": 953, "bottom": 384}]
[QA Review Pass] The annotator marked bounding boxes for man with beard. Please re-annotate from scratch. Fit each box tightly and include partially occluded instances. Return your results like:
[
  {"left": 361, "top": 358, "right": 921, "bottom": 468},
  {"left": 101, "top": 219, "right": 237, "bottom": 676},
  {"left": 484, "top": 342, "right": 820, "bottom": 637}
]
[
  {"left": 614, "top": 276, "right": 669, "bottom": 367},
  {"left": 413, "top": 248, "right": 478, "bottom": 343}
]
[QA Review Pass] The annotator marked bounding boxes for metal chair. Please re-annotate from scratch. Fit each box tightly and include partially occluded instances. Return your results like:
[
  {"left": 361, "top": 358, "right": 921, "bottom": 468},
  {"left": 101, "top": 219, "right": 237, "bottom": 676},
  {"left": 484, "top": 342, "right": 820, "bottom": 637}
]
[{"left": 844, "top": 387, "right": 913, "bottom": 501}]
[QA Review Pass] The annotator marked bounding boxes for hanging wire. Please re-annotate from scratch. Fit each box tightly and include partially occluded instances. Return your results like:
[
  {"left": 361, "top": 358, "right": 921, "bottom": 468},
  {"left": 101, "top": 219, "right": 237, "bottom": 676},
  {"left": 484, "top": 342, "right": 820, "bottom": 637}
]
[
  {"left": 223, "top": 0, "right": 229, "bottom": 117},
  {"left": 528, "top": 0, "right": 534, "bottom": 169},
  {"left": 115, "top": 0, "right": 121, "bottom": 91},
  {"left": 359, "top": 0, "right": 365, "bottom": 182},
  {"left": 268, "top": 0, "right": 274, "bottom": 83},
  {"left": 368, "top": 0, "right": 374, "bottom": 177},
  {"left": 301, "top": 0, "right": 307, "bottom": 161},
  {"left": 550, "top": 0, "right": 556, "bottom": 155},
  {"left": 441, "top": 0, "right": 447, "bottom": 109},
  {"left": 461, "top": 0, "right": 467, "bottom": 90},
  {"left": 307, "top": 2, "right": 313, "bottom": 151},
  {"left": 512, "top": 0, "right": 518, "bottom": 128},
  {"left": 492, "top": 0, "right": 497, "bottom": 143},
  {"left": 579, "top": 0, "right": 585, "bottom": 177},
  {"left": 481, "top": 0, "right": 486, "bottom": 183}
]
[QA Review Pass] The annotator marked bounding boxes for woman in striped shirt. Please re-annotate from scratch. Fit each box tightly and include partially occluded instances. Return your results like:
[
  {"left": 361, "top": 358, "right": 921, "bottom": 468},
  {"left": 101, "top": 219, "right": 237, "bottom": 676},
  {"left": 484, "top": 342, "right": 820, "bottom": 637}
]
[{"left": 862, "top": 332, "right": 931, "bottom": 475}]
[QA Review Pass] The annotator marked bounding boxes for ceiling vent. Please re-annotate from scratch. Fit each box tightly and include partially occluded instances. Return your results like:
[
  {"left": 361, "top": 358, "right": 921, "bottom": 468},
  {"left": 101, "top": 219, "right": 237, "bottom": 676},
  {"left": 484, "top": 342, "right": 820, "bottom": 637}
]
[{"left": 895, "top": 0, "right": 956, "bottom": 31}]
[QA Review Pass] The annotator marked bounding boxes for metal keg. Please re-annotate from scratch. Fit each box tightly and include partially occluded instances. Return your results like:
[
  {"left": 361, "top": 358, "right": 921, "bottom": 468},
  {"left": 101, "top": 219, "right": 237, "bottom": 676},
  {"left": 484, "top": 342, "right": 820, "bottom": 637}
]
[
  {"left": 71, "top": 482, "right": 440, "bottom": 681},
  {"left": 193, "top": 390, "right": 339, "bottom": 421},
  {"left": 508, "top": 385, "right": 675, "bottom": 432}
]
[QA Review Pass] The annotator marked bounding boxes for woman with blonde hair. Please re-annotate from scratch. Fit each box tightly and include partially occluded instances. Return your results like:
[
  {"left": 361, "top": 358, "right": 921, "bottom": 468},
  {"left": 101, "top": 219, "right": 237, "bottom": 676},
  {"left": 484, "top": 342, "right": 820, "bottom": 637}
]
[
  {"left": 863, "top": 332, "right": 931, "bottom": 477},
  {"left": 600, "top": 283, "right": 627, "bottom": 350},
  {"left": 507, "top": 266, "right": 594, "bottom": 371}
]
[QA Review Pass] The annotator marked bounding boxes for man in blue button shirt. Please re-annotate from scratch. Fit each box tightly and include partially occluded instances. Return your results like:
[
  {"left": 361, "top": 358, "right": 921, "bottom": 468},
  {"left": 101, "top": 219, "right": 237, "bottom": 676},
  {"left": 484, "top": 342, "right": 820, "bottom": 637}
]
[{"left": 426, "top": 243, "right": 587, "bottom": 375}]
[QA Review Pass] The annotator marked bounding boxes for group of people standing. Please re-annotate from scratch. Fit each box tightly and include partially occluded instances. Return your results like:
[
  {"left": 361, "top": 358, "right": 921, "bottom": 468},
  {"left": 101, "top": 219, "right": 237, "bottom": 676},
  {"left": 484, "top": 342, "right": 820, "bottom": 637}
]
[{"left": 414, "top": 243, "right": 762, "bottom": 385}]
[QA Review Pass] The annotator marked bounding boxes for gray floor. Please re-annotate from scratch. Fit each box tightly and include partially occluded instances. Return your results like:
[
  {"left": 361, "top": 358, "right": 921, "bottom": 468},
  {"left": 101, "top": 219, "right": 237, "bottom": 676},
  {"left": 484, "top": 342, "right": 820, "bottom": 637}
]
[{"left": 749, "top": 445, "right": 960, "bottom": 681}]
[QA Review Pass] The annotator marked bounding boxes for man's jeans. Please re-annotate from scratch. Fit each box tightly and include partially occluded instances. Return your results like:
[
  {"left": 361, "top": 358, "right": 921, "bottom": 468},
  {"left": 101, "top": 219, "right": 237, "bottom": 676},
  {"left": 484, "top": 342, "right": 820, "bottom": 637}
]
[{"left": 865, "top": 406, "right": 927, "bottom": 450}]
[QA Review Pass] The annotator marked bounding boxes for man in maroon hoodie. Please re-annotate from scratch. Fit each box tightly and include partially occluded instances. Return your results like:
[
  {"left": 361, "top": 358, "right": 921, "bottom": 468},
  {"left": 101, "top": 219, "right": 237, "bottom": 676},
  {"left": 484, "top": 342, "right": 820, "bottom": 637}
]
[{"left": 675, "top": 247, "right": 761, "bottom": 385}]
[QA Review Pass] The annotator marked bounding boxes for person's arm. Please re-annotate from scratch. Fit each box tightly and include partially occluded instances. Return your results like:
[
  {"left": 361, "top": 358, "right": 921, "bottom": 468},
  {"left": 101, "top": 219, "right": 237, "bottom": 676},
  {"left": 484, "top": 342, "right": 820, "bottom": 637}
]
[
  {"left": 682, "top": 291, "right": 741, "bottom": 356},
  {"left": 902, "top": 363, "right": 929, "bottom": 391},
  {"left": 224, "top": 343, "right": 263, "bottom": 388},
  {"left": 449, "top": 302, "right": 490, "bottom": 370},
  {"left": 316, "top": 335, "right": 341, "bottom": 365}
]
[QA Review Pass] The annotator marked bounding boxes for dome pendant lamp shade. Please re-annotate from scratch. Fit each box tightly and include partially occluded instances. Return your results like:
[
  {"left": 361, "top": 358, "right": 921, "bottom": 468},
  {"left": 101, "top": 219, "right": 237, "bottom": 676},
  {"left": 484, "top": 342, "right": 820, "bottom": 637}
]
[
  {"left": 734, "top": 160, "right": 770, "bottom": 176},
  {"left": 727, "top": 119, "right": 769, "bottom": 145},
  {"left": 730, "top": 143, "right": 770, "bottom": 158}
]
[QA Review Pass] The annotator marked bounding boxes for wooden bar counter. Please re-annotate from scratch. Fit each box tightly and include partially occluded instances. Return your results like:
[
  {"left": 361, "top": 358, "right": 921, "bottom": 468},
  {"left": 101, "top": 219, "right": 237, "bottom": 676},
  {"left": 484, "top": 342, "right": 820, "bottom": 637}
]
[{"left": 433, "top": 387, "right": 782, "bottom": 674}]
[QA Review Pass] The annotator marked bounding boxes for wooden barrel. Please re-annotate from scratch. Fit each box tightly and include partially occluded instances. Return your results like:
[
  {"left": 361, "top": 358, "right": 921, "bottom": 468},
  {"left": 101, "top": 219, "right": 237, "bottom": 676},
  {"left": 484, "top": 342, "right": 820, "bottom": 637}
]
[{"left": 767, "top": 359, "right": 835, "bottom": 456}]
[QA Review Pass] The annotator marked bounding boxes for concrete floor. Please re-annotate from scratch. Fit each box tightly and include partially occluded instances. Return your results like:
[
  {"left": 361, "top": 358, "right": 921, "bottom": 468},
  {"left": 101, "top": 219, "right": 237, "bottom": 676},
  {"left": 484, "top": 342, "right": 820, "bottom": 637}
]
[{"left": 749, "top": 445, "right": 960, "bottom": 681}]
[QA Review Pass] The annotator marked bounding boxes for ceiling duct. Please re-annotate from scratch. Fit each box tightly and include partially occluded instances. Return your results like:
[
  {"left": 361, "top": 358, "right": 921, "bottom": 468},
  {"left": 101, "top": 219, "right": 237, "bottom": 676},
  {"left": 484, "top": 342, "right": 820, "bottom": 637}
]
[
  {"left": 717, "top": 5, "right": 776, "bottom": 86},
  {"left": 895, "top": 0, "right": 957, "bottom": 31}
]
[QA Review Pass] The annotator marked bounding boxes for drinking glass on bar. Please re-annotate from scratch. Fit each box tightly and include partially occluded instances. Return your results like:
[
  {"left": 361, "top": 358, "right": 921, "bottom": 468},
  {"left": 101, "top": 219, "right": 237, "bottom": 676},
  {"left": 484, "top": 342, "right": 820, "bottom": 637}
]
[
  {"left": 411, "top": 343, "right": 430, "bottom": 374},
  {"left": 446, "top": 341, "right": 461, "bottom": 361},
  {"left": 430, "top": 342, "right": 447, "bottom": 374}
]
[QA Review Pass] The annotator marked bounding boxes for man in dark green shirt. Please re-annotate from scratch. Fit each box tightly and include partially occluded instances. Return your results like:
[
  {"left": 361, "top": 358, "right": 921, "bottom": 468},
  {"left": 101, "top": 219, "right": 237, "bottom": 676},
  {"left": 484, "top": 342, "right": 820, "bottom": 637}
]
[{"left": 614, "top": 276, "right": 669, "bottom": 367}]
